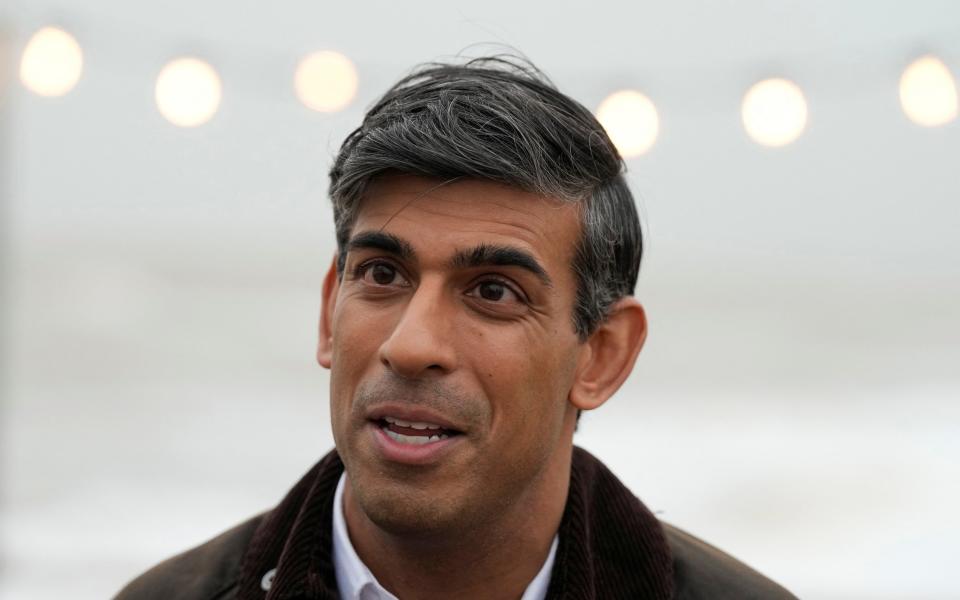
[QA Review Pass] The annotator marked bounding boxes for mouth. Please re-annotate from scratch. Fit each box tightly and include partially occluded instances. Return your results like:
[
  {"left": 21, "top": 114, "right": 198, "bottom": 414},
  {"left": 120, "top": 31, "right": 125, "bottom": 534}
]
[
  {"left": 366, "top": 410, "right": 466, "bottom": 464},
  {"left": 377, "top": 416, "right": 462, "bottom": 445}
]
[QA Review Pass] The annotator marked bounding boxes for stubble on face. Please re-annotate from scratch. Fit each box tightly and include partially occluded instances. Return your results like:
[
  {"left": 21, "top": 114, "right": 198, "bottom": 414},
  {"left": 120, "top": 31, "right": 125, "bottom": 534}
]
[{"left": 339, "top": 372, "right": 494, "bottom": 536}]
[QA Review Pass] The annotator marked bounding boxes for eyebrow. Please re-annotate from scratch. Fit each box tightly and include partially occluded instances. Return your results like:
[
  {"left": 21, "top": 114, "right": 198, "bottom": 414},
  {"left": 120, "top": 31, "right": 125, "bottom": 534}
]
[
  {"left": 451, "top": 244, "right": 553, "bottom": 288},
  {"left": 346, "top": 231, "right": 416, "bottom": 261},
  {"left": 345, "top": 231, "right": 553, "bottom": 288}
]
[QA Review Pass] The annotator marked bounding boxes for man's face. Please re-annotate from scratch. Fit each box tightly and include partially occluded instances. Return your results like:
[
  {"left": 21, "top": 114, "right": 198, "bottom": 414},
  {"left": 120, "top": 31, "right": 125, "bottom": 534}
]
[{"left": 320, "top": 174, "right": 585, "bottom": 535}]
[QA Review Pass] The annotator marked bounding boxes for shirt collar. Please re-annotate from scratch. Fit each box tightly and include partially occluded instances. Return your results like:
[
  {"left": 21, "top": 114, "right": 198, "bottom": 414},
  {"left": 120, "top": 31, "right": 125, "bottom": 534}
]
[
  {"left": 331, "top": 473, "right": 558, "bottom": 600},
  {"left": 332, "top": 473, "right": 398, "bottom": 600},
  {"left": 521, "top": 530, "right": 559, "bottom": 600}
]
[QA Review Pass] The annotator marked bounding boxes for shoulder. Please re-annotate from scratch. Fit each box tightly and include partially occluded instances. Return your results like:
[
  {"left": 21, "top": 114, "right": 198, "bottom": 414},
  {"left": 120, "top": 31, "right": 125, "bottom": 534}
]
[
  {"left": 113, "top": 514, "right": 265, "bottom": 600},
  {"left": 662, "top": 523, "right": 798, "bottom": 600}
]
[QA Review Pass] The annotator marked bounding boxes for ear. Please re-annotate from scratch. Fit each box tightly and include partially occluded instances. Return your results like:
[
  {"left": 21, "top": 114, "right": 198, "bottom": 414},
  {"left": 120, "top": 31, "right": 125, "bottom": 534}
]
[
  {"left": 569, "top": 298, "right": 647, "bottom": 411},
  {"left": 316, "top": 255, "right": 340, "bottom": 369}
]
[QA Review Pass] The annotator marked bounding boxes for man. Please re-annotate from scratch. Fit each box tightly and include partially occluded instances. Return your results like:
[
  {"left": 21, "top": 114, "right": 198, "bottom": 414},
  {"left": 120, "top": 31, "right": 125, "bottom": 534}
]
[{"left": 117, "top": 57, "right": 796, "bottom": 599}]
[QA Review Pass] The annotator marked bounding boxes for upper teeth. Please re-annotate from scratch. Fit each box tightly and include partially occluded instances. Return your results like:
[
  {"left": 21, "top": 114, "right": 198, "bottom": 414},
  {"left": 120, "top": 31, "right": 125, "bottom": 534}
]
[{"left": 384, "top": 416, "right": 443, "bottom": 430}]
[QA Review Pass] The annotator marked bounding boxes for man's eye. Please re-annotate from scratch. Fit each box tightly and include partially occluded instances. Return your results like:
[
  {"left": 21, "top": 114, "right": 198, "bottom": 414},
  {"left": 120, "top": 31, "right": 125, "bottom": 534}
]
[
  {"left": 360, "top": 262, "right": 407, "bottom": 286},
  {"left": 468, "top": 280, "right": 523, "bottom": 303}
]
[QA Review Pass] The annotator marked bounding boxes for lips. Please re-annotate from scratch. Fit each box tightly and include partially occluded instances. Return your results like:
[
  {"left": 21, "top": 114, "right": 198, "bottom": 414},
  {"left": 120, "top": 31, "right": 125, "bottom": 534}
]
[
  {"left": 365, "top": 405, "right": 465, "bottom": 464},
  {"left": 379, "top": 416, "right": 454, "bottom": 445},
  {"left": 367, "top": 405, "right": 465, "bottom": 435}
]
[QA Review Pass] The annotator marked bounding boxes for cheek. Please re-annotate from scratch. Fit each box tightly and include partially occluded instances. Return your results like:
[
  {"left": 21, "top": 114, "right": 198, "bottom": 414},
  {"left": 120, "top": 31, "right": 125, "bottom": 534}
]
[
  {"left": 328, "top": 299, "right": 396, "bottom": 421},
  {"left": 331, "top": 297, "right": 393, "bottom": 365},
  {"left": 473, "top": 323, "right": 576, "bottom": 438}
]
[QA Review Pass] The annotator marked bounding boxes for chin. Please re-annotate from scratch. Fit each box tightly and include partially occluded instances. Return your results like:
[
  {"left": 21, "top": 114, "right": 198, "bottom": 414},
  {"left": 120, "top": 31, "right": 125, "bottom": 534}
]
[{"left": 354, "top": 479, "right": 470, "bottom": 537}]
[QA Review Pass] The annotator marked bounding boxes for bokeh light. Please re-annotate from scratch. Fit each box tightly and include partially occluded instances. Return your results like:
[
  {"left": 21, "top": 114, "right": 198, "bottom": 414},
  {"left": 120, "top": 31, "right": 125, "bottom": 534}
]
[
  {"left": 19, "top": 26, "right": 84, "bottom": 97},
  {"left": 899, "top": 55, "right": 958, "bottom": 127},
  {"left": 155, "top": 58, "right": 222, "bottom": 127},
  {"left": 741, "top": 78, "right": 808, "bottom": 147},
  {"left": 294, "top": 51, "right": 358, "bottom": 112},
  {"left": 596, "top": 90, "right": 660, "bottom": 157}
]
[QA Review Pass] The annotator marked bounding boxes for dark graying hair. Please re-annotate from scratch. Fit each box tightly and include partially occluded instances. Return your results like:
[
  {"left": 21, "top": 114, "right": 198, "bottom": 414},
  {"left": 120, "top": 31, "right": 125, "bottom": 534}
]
[{"left": 328, "top": 56, "right": 643, "bottom": 340}]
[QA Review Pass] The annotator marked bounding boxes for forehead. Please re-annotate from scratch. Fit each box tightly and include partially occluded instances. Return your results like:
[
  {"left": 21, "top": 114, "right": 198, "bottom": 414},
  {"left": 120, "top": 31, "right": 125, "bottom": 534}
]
[{"left": 352, "top": 174, "right": 582, "bottom": 262}]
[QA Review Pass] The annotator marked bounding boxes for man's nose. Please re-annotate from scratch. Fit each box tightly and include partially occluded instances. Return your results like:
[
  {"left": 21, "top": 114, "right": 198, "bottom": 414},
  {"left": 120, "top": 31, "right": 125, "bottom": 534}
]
[{"left": 378, "top": 278, "right": 458, "bottom": 379}]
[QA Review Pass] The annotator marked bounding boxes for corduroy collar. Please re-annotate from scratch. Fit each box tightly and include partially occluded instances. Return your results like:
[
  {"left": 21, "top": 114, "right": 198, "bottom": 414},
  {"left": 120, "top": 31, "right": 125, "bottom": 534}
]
[{"left": 237, "top": 447, "right": 674, "bottom": 600}]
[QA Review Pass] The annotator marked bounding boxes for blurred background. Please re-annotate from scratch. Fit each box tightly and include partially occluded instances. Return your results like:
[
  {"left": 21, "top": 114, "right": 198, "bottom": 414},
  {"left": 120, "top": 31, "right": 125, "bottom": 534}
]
[{"left": 2, "top": 1, "right": 959, "bottom": 598}]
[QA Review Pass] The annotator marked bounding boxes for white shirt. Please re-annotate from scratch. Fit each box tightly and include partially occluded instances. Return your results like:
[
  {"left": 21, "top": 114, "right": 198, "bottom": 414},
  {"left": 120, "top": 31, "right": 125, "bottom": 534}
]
[{"left": 332, "top": 474, "right": 559, "bottom": 600}]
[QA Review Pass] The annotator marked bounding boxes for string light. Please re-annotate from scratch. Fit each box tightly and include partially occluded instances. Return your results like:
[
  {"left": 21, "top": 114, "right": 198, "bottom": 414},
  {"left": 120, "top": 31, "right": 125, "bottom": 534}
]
[
  {"left": 596, "top": 90, "right": 660, "bottom": 157},
  {"left": 741, "top": 78, "right": 808, "bottom": 147},
  {"left": 20, "top": 30, "right": 957, "bottom": 144},
  {"left": 19, "top": 26, "right": 84, "bottom": 97},
  {"left": 154, "top": 58, "right": 222, "bottom": 127},
  {"left": 899, "top": 55, "right": 958, "bottom": 127},
  {"left": 294, "top": 51, "right": 358, "bottom": 112}
]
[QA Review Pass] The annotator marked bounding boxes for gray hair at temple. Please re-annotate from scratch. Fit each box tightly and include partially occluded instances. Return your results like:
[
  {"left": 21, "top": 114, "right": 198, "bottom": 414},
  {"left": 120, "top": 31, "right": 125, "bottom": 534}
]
[{"left": 328, "top": 56, "right": 643, "bottom": 340}]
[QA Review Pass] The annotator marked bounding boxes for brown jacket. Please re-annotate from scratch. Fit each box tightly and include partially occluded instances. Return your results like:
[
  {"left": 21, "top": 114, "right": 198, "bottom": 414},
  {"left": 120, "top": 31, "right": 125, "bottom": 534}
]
[{"left": 116, "top": 448, "right": 797, "bottom": 599}]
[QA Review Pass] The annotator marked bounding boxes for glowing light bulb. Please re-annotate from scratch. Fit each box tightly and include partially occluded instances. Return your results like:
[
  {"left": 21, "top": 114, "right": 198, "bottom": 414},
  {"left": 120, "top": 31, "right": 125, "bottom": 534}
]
[
  {"left": 155, "top": 58, "right": 222, "bottom": 127},
  {"left": 596, "top": 90, "right": 659, "bottom": 157},
  {"left": 741, "top": 78, "right": 808, "bottom": 147},
  {"left": 19, "top": 26, "right": 83, "bottom": 97},
  {"left": 294, "top": 51, "right": 358, "bottom": 112},
  {"left": 899, "top": 55, "right": 958, "bottom": 127}
]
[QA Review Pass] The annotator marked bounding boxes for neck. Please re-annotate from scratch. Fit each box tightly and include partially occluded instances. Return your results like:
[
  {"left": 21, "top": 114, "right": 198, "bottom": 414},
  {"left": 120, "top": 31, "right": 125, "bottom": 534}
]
[{"left": 343, "top": 443, "right": 572, "bottom": 600}]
